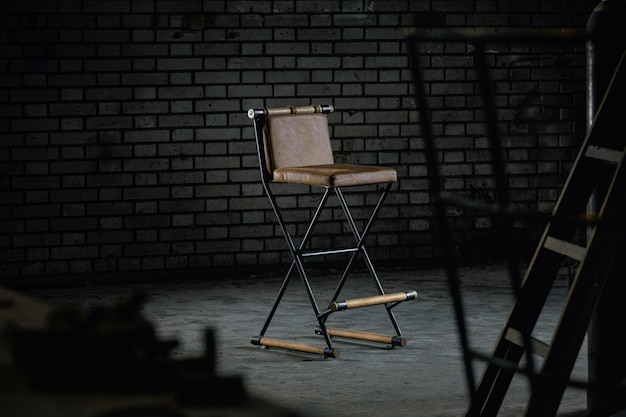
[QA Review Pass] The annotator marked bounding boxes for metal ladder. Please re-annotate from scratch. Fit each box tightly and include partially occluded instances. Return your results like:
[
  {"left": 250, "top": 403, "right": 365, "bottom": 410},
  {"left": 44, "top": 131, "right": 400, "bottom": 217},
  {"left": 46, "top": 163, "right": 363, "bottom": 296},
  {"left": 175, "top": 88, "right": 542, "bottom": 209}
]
[
  {"left": 468, "top": 48, "right": 626, "bottom": 417},
  {"left": 408, "top": 28, "right": 626, "bottom": 417}
]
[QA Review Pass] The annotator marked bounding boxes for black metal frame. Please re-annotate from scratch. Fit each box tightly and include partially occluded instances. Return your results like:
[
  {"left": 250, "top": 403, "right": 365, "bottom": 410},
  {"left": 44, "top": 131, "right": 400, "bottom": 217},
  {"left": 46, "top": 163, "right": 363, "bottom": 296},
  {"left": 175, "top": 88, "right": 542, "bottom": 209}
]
[
  {"left": 406, "top": 28, "right": 626, "bottom": 417},
  {"left": 247, "top": 106, "right": 410, "bottom": 358}
]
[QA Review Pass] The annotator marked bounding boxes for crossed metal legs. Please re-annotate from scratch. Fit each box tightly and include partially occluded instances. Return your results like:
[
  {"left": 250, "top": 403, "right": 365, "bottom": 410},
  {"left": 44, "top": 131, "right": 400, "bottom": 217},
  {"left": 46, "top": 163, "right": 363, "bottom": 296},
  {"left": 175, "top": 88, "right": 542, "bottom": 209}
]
[{"left": 250, "top": 182, "right": 417, "bottom": 358}]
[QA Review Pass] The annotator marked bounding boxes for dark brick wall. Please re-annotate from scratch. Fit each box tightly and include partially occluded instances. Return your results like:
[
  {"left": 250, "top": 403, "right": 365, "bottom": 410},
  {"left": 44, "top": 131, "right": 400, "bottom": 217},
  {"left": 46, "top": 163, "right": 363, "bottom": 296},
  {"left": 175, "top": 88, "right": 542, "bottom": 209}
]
[{"left": 0, "top": 0, "right": 599, "bottom": 284}]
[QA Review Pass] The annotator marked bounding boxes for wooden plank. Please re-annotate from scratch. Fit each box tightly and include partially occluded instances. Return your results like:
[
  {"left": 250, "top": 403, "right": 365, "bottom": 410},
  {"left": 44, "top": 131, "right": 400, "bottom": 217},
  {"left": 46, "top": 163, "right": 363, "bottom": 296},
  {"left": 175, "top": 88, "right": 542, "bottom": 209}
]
[
  {"left": 585, "top": 145, "right": 622, "bottom": 165},
  {"left": 543, "top": 236, "right": 586, "bottom": 262},
  {"left": 504, "top": 327, "right": 550, "bottom": 358}
]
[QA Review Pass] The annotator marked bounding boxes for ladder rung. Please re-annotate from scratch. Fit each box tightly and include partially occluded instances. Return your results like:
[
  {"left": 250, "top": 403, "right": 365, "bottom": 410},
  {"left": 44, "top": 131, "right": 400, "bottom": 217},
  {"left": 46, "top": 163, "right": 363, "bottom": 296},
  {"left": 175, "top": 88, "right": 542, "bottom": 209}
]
[
  {"left": 318, "top": 326, "right": 407, "bottom": 347},
  {"left": 585, "top": 145, "right": 622, "bottom": 165},
  {"left": 329, "top": 290, "right": 418, "bottom": 311},
  {"left": 543, "top": 236, "right": 586, "bottom": 261},
  {"left": 504, "top": 327, "right": 550, "bottom": 358},
  {"left": 250, "top": 335, "right": 339, "bottom": 358}
]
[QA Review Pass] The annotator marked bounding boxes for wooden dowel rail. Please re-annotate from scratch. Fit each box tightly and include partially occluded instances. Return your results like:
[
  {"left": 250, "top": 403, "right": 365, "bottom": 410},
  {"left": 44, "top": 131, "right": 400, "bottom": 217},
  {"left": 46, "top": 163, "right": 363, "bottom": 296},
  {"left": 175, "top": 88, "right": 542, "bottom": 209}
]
[
  {"left": 250, "top": 335, "right": 339, "bottom": 358},
  {"left": 320, "top": 327, "right": 407, "bottom": 347},
  {"left": 330, "top": 290, "right": 418, "bottom": 311},
  {"left": 248, "top": 104, "right": 334, "bottom": 119}
]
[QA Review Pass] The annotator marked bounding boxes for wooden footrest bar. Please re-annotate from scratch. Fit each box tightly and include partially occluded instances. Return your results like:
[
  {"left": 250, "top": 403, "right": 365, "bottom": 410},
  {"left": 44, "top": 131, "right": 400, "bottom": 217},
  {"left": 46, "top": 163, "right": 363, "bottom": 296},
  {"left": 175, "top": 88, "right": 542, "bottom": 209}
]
[
  {"left": 316, "top": 327, "right": 407, "bottom": 347},
  {"left": 329, "top": 290, "right": 418, "bottom": 311},
  {"left": 250, "top": 335, "right": 339, "bottom": 358}
]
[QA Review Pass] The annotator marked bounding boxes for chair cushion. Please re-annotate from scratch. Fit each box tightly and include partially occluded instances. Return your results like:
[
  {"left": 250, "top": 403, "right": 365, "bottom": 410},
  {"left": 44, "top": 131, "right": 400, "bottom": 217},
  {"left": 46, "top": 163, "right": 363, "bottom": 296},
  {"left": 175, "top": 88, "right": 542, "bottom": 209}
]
[
  {"left": 273, "top": 163, "right": 397, "bottom": 187},
  {"left": 264, "top": 114, "right": 334, "bottom": 172}
]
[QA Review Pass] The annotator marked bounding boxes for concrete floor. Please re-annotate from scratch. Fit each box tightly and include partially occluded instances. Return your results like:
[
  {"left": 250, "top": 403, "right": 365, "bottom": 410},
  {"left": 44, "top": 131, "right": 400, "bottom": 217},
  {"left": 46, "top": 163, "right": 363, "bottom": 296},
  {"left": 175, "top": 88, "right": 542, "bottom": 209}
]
[{"left": 22, "top": 263, "right": 588, "bottom": 417}]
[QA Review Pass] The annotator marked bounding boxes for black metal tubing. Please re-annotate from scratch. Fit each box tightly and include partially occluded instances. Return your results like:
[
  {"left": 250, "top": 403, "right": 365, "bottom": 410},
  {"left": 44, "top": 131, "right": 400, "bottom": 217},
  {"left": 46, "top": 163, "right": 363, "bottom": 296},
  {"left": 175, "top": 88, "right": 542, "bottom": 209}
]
[
  {"left": 406, "top": 27, "right": 591, "bottom": 408},
  {"left": 251, "top": 113, "right": 333, "bottom": 347},
  {"left": 471, "top": 38, "right": 538, "bottom": 395},
  {"left": 327, "top": 184, "right": 404, "bottom": 336},
  {"left": 257, "top": 181, "right": 334, "bottom": 348},
  {"left": 407, "top": 32, "right": 477, "bottom": 396}
]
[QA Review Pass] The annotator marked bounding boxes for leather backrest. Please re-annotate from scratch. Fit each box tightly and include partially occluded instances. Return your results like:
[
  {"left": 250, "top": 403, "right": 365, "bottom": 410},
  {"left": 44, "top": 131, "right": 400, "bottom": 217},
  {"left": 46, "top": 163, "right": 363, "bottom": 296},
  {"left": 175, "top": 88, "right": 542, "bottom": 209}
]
[{"left": 263, "top": 113, "right": 334, "bottom": 172}]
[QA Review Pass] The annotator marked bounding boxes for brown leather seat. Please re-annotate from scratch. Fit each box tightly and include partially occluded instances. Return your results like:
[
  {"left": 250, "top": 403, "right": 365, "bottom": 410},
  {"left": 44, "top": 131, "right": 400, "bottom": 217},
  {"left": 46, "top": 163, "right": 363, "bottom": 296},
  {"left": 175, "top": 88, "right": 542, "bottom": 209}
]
[
  {"left": 263, "top": 111, "right": 397, "bottom": 187},
  {"left": 273, "top": 163, "right": 397, "bottom": 187}
]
